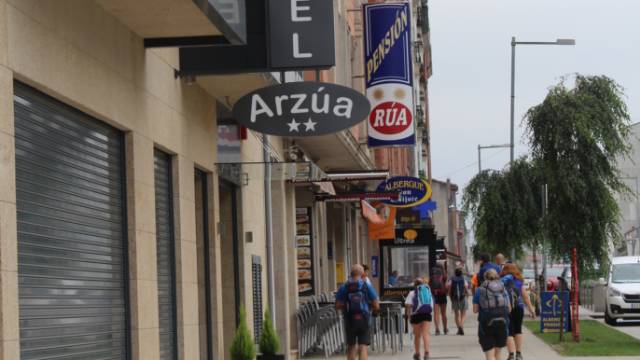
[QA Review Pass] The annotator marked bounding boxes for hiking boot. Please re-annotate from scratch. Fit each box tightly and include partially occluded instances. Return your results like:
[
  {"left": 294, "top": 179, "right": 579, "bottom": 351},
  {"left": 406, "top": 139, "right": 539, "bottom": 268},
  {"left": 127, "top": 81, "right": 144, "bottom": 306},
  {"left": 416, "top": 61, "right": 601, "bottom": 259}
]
[
  {"left": 516, "top": 352, "right": 523, "bottom": 360},
  {"left": 413, "top": 353, "right": 420, "bottom": 360},
  {"left": 435, "top": 329, "right": 441, "bottom": 336}
]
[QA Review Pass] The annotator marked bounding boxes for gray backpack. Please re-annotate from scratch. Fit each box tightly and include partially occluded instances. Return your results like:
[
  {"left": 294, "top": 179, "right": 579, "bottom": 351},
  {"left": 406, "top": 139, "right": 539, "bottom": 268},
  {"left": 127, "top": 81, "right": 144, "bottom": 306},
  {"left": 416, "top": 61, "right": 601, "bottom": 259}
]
[{"left": 478, "top": 280, "right": 509, "bottom": 323}]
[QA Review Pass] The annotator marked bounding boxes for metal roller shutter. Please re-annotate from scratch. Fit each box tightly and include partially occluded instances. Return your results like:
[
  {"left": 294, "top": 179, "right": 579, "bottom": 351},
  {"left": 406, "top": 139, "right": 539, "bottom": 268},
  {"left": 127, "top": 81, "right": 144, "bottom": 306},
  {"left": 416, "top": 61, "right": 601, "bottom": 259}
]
[
  {"left": 14, "top": 82, "right": 129, "bottom": 360},
  {"left": 154, "top": 149, "right": 177, "bottom": 359}
]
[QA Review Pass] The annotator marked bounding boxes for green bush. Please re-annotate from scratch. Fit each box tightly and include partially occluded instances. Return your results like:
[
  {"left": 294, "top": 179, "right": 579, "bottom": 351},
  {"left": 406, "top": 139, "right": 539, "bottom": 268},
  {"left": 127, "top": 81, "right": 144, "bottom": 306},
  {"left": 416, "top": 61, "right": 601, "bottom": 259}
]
[
  {"left": 259, "top": 309, "right": 280, "bottom": 355},
  {"left": 230, "top": 307, "right": 256, "bottom": 360}
]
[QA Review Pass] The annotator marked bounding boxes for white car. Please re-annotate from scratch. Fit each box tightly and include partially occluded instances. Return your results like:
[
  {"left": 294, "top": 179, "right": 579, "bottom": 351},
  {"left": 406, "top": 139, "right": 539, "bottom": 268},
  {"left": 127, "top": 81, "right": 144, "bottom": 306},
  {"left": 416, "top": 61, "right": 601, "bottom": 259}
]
[{"left": 605, "top": 256, "right": 640, "bottom": 325}]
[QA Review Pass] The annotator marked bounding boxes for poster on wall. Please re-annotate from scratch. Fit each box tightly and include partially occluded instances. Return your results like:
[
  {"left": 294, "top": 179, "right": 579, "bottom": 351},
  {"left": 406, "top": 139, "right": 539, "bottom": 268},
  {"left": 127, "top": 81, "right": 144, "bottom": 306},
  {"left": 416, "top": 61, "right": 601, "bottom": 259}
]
[
  {"left": 296, "top": 207, "right": 314, "bottom": 296},
  {"left": 363, "top": 2, "right": 416, "bottom": 147}
]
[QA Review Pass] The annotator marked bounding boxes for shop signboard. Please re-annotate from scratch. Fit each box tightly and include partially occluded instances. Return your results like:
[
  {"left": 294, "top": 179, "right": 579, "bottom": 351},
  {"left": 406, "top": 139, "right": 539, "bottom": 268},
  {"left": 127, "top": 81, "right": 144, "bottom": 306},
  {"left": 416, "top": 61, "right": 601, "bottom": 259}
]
[
  {"left": 540, "top": 291, "right": 571, "bottom": 333},
  {"left": 376, "top": 176, "right": 432, "bottom": 208},
  {"left": 368, "top": 206, "right": 396, "bottom": 240},
  {"left": 378, "top": 227, "right": 436, "bottom": 298},
  {"left": 232, "top": 82, "right": 371, "bottom": 137},
  {"left": 268, "top": 0, "right": 335, "bottom": 69},
  {"left": 296, "top": 207, "right": 314, "bottom": 296},
  {"left": 363, "top": 3, "right": 416, "bottom": 147}
]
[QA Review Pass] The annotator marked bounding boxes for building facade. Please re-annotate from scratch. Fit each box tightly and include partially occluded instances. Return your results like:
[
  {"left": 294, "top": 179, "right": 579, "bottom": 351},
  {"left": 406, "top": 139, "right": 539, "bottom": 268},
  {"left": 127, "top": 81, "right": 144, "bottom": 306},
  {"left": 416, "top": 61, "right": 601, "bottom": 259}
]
[
  {"left": 0, "top": 0, "right": 437, "bottom": 359},
  {"left": 614, "top": 122, "right": 640, "bottom": 256}
]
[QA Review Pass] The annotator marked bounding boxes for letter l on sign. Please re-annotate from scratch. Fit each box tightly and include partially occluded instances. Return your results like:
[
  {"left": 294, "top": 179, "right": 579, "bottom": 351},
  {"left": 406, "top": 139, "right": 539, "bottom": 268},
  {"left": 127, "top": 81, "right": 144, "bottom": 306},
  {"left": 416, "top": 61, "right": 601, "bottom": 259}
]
[
  {"left": 268, "top": 0, "right": 335, "bottom": 69},
  {"left": 291, "top": 0, "right": 312, "bottom": 59}
]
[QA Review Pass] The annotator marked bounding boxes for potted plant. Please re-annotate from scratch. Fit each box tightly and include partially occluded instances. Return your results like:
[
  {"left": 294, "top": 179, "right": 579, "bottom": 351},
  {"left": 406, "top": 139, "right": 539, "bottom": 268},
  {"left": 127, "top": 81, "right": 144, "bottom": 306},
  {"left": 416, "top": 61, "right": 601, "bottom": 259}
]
[
  {"left": 258, "top": 309, "right": 284, "bottom": 360},
  {"left": 230, "top": 307, "right": 257, "bottom": 360}
]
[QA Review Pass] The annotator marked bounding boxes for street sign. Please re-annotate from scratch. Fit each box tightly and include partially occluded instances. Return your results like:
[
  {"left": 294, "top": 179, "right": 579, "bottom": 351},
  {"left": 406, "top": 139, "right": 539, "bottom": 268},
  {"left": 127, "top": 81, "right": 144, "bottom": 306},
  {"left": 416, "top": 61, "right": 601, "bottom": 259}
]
[
  {"left": 540, "top": 291, "right": 571, "bottom": 333},
  {"left": 232, "top": 82, "right": 371, "bottom": 137},
  {"left": 363, "top": 3, "right": 416, "bottom": 147},
  {"left": 376, "top": 176, "right": 432, "bottom": 208},
  {"left": 268, "top": 0, "right": 335, "bottom": 69}
]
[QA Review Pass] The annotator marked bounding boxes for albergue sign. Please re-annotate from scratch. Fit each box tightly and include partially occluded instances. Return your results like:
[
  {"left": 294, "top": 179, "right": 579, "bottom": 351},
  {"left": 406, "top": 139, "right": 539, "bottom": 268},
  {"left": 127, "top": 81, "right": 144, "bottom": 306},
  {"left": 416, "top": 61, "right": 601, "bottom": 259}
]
[
  {"left": 363, "top": 3, "right": 416, "bottom": 147},
  {"left": 232, "top": 82, "right": 371, "bottom": 137},
  {"left": 376, "top": 176, "right": 431, "bottom": 208}
]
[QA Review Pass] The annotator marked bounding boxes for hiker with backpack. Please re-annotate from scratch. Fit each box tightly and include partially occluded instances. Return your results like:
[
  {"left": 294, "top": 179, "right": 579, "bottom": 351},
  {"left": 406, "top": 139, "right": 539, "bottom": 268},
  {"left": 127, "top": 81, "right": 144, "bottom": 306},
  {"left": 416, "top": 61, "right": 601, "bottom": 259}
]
[
  {"left": 473, "top": 268, "right": 512, "bottom": 360},
  {"left": 404, "top": 278, "right": 434, "bottom": 360},
  {"left": 500, "top": 264, "right": 536, "bottom": 360},
  {"left": 477, "top": 253, "right": 502, "bottom": 286},
  {"left": 429, "top": 263, "right": 449, "bottom": 335},
  {"left": 447, "top": 268, "right": 469, "bottom": 335},
  {"left": 336, "top": 264, "right": 380, "bottom": 360}
]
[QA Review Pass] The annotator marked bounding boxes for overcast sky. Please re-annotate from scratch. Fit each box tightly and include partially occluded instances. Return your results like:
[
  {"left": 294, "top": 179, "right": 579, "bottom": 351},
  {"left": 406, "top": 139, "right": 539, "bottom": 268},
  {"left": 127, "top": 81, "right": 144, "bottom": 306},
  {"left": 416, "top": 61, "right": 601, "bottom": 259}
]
[{"left": 428, "top": 0, "right": 640, "bottom": 194}]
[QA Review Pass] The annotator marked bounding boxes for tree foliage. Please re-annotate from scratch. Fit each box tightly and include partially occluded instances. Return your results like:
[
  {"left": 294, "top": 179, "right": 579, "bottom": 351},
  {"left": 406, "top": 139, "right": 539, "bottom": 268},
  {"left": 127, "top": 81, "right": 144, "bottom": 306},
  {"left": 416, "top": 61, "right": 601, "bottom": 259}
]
[
  {"left": 259, "top": 309, "right": 280, "bottom": 355},
  {"left": 525, "top": 75, "right": 632, "bottom": 272},
  {"left": 463, "top": 158, "right": 542, "bottom": 257},
  {"left": 230, "top": 307, "right": 256, "bottom": 360},
  {"left": 463, "top": 75, "right": 631, "bottom": 272}
]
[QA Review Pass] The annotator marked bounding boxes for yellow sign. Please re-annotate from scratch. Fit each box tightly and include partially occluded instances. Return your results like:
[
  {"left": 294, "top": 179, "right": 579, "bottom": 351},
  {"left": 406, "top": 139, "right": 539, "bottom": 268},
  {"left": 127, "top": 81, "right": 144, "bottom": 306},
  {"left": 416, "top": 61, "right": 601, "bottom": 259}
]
[
  {"left": 336, "top": 262, "right": 345, "bottom": 285},
  {"left": 403, "top": 229, "right": 418, "bottom": 240}
]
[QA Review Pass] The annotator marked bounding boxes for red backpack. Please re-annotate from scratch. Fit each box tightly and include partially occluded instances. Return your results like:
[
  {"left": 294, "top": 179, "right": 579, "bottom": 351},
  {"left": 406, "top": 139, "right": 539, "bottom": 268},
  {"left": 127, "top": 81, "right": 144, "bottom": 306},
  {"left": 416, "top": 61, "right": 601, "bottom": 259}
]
[{"left": 431, "top": 267, "right": 446, "bottom": 296}]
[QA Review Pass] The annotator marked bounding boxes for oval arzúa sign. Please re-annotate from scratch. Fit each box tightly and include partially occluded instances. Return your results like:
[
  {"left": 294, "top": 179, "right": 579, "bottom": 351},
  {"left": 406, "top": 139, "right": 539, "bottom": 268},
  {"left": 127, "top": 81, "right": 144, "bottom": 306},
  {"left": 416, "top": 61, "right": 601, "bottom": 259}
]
[
  {"left": 232, "top": 82, "right": 371, "bottom": 137},
  {"left": 376, "top": 176, "right": 432, "bottom": 208}
]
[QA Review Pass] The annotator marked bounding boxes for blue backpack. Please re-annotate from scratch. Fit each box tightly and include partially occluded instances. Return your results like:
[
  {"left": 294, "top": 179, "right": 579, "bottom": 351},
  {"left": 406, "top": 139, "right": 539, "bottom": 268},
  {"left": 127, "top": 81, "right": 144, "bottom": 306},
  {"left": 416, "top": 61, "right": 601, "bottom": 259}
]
[
  {"left": 411, "top": 284, "right": 433, "bottom": 315},
  {"left": 346, "top": 281, "right": 369, "bottom": 320},
  {"left": 450, "top": 276, "right": 466, "bottom": 301}
]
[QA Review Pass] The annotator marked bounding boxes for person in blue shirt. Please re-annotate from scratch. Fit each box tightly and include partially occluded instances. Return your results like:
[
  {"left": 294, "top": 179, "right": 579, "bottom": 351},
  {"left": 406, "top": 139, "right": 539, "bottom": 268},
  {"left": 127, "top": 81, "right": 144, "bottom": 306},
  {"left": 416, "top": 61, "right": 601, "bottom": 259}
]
[
  {"left": 388, "top": 270, "right": 399, "bottom": 286},
  {"left": 500, "top": 264, "right": 536, "bottom": 360},
  {"left": 473, "top": 269, "right": 511, "bottom": 360},
  {"left": 477, "top": 253, "right": 502, "bottom": 285},
  {"left": 336, "top": 264, "right": 380, "bottom": 360}
]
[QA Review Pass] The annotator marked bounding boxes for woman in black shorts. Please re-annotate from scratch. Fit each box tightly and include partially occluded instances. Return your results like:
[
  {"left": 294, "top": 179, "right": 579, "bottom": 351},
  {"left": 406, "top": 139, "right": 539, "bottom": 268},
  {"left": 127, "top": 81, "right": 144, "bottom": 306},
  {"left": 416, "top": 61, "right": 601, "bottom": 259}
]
[{"left": 405, "top": 278, "right": 433, "bottom": 360}]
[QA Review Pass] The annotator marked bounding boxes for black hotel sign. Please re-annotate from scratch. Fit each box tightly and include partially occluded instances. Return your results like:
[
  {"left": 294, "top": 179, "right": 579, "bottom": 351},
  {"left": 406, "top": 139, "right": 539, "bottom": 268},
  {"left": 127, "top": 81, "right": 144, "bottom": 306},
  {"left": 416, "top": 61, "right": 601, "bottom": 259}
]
[
  {"left": 268, "top": 0, "right": 335, "bottom": 70},
  {"left": 179, "top": 0, "right": 335, "bottom": 75}
]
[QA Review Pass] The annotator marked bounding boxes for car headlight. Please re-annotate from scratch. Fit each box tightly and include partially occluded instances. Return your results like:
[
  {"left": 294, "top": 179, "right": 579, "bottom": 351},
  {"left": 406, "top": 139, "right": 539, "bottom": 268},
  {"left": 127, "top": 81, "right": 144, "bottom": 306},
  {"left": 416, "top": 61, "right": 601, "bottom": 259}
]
[{"left": 609, "top": 288, "right": 622, "bottom": 297}]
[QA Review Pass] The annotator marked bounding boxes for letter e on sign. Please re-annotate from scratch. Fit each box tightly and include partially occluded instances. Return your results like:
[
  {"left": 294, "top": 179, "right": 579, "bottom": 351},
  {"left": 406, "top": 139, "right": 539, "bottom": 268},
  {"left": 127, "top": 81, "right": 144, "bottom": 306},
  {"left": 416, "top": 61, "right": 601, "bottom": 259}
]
[{"left": 269, "top": 0, "right": 335, "bottom": 70}]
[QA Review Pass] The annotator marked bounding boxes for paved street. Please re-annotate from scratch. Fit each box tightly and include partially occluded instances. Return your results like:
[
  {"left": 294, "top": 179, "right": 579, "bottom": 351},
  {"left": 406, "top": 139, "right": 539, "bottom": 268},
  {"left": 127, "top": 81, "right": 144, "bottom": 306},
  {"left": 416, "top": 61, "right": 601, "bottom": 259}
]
[{"left": 325, "top": 307, "right": 640, "bottom": 360}]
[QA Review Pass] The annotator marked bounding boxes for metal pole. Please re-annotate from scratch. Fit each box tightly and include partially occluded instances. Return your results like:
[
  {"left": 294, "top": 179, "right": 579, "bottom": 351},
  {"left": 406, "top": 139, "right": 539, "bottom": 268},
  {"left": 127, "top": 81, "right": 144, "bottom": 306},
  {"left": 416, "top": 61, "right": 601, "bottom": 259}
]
[
  {"left": 541, "top": 184, "right": 548, "bottom": 290},
  {"left": 478, "top": 145, "right": 482, "bottom": 174},
  {"left": 263, "top": 134, "right": 276, "bottom": 324},
  {"left": 510, "top": 36, "right": 516, "bottom": 167}
]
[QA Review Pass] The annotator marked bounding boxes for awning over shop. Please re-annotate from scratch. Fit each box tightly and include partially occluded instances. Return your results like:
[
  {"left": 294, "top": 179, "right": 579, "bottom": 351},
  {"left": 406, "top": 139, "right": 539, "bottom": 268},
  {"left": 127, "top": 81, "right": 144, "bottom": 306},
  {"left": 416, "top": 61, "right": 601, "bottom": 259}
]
[
  {"left": 314, "top": 192, "right": 399, "bottom": 203},
  {"left": 289, "top": 169, "right": 389, "bottom": 184}
]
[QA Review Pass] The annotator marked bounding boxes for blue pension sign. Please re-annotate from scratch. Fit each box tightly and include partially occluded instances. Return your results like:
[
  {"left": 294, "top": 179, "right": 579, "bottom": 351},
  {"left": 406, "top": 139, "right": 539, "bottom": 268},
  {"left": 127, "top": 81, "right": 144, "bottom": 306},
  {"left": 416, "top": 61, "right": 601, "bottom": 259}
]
[
  {"left": 363, "top": 3, "right": 416, "bottom": 148},
  {"left": 540, "top": 291, "right": 571, "bottom": 333},
  {"left": 376, "top": 177, "right": 431, "bottom": 208}
]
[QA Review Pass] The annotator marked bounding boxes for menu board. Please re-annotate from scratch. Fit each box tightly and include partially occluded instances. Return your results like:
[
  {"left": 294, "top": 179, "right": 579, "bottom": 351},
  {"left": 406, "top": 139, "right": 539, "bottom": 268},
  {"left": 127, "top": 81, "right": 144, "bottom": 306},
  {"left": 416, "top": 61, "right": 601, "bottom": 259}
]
[{"left": 296, "top": 207, "right": 314, "bottom": 296}]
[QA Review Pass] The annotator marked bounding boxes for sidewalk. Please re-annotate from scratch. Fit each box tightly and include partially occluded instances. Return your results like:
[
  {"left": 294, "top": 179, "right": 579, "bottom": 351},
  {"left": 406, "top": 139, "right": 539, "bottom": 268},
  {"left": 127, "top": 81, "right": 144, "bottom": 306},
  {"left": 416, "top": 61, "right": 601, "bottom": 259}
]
[{"left": 338, "top": 307, "right": 640, "bottom": 360}]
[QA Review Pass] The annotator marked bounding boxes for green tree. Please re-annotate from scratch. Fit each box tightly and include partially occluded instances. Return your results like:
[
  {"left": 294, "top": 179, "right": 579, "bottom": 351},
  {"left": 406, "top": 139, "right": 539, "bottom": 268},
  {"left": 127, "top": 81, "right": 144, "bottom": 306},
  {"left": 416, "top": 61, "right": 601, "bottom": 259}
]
[
  {"left": 230, "top": 307, "right": 256, "bottom": 360},
  {"left": 525, "top": 75, "right": 632, "bottom": 273},
  {"left": 463, "top": 158, "right": 542, "bottom": 258},
  {"left": 259, "top": 309, "right": 280, "bottom": 355}
]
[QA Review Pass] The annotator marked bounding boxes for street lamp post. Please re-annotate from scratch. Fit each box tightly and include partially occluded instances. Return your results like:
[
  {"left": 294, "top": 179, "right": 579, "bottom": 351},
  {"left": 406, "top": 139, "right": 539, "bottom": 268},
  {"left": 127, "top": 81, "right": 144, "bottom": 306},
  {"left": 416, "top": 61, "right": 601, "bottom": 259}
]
[
  {"left": 477, "top": 144, "right": 511, "bottom": 174},
  {"left": 509, "top": 37, "right": 576, "bottom": 166}
]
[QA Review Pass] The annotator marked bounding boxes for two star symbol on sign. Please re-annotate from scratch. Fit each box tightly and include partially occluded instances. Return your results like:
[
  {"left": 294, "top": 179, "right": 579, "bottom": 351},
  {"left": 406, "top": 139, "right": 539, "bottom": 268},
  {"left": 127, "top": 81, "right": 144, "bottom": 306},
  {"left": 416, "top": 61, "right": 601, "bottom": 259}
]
[{"left": 287, "top": 118, "right": 317, "bottom": 133}]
